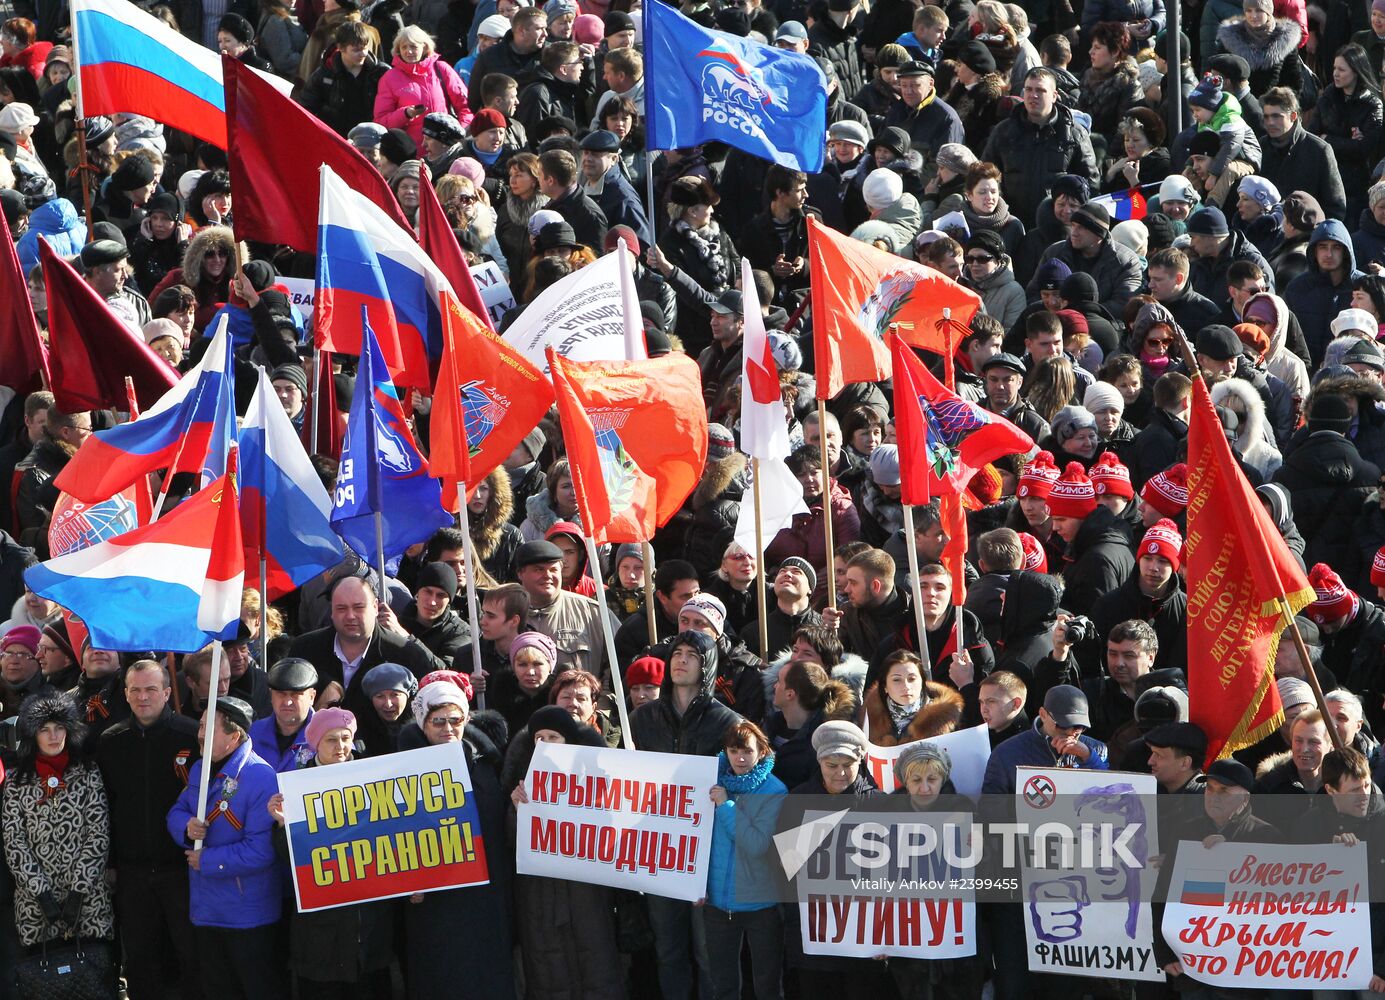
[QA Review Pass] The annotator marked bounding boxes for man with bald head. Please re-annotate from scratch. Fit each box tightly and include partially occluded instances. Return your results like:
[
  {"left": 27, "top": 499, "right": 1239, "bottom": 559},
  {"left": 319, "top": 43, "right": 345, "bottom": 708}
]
[{"left": 288, "top": 576, "right": 443, "bottom": 719}]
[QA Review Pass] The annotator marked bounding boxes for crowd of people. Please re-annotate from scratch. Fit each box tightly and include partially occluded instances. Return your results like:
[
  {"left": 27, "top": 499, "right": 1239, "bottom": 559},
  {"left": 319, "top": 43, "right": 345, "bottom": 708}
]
[{"left": 5, "top": 0, "right": 1385, "bottom": 994}]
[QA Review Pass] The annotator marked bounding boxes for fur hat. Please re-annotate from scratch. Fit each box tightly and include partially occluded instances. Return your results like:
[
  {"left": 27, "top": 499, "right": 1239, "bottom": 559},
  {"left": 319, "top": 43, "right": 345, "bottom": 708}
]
[
  {"left": 17, "top": 691, "right": 85, "bottom": 744},
  {"left": 1141, "top": 518, "right": 1183, "bottom": 571},
  {"left": 668, "top": 175, "right": 720, "bottom": 208},
  {"left": 1090, "top": 451, "right": 1133, "bottom": 499},
  {"left": 1045, "top": 462, "right": 1097, "bottom": 519},
  {"left": 1017, "top": 450, "right": 1061, "bottom": 499},
  {"left": 1140, "top": 464, "right": 1189, "bottom": 517}
]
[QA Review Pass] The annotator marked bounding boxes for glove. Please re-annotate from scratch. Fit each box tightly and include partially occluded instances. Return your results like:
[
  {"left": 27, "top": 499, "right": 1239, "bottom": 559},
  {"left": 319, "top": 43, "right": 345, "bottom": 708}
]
[
  {"left": 60, "top": 891, "right": 84, "bottom": 926},
  {"left": 37, "top": 891, "right": 61, "bottom": 922}
]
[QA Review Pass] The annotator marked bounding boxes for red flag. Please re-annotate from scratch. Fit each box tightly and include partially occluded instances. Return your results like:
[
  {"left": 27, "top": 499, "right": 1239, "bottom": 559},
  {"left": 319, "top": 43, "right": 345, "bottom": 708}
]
[
  {"left": 223, "top": 56, "right": 410, "bottom": 252},
  {"left": 941, "top": 493, "right": 968, "bottom": 604},
  {"left": 303, "top": 351, "right": 342, "bottom": 459},
  {"left": 39, "top": 241, "right": 179, "bottom": 412},
  {"left": 0, "top": 210, "right": 48, "bottom": 394},
  {"left": 547, "top": 350, "right": 707, "bottom": 544},
  {"left": 808, "top": 215, "right": 981, "bottom": 400},
  {"left": 417, "top": 174, "right": 496, "bottom": 332},
  {"left": 891, "top": 334, "right": 1032, "bottom": 505},
  {"left": 1187, "top": 375, "right": 1313, "bottom": 764},
  {"left": 432, "top": 293, "right": 552, "bottom": 510}
]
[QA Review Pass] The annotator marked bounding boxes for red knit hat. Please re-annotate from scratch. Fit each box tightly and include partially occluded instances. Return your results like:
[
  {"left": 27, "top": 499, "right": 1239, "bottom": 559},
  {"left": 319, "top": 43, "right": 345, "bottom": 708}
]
[
  {"left": 1307, "top": 563, "right": 1358, "bottom": 625},
  {"left": 968, "top": 463, "right": 1003, "bottom": 506},
  {"left": 1017, "top": 451, "right": 1061, "bottom": 499},
  {"left": 1140, "top": 463, "right": 1188, "bottom": 518},
  {"left": 1046, "top": 462, "right": 1097, "bottom": 519},
  {"left": 1140, "top": 518, "right": 1183, "bottom": 572},
  {"left": 1372, "top": 546, "right": 1385, "bottom": 588},
  {"left": 627, "top": 655, "right": 665, "bottom": 687},
  {"left": 1090, "top": 451, "right": 1134, "bottom": 500},
  {"left": 1018, "top": 532, "right": 1048, "bottom": 573}
]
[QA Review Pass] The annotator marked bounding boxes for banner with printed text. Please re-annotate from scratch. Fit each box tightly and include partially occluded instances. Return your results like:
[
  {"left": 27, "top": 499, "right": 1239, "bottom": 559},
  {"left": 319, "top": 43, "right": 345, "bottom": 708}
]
[
  {"left": 1161, "top": 840, "right": 1372, "bottom": 990},
  {"left": 1015, "top": 767, "right": 1164, "bottom": 981},
  {"left": 280, "top": 742, "right": 490, "bottom": 911},
  {"left": 864, "top": 723, "right": 991, "bottom": 797},
  {"left": 794, "top": 809, "right": 978, "bottom": 959},
  {"left": 515, "top": 742, "right": 717, "bottom": 901}
]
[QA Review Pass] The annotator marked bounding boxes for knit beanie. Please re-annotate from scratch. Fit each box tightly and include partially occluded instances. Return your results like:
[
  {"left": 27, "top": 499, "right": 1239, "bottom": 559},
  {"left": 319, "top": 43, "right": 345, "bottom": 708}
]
[
  {"left": 707, "top": 423, "right": 736, "bottom": 461},
  {"left": 1140, "top": 464, "right": 1188, "bottom": 517},
  {"left": 1307, "top": 563, "right": 1357, "bottom": 625},
  {"left": 1373, "top": 545, "right": 1385, "bottom": 588},
  {"left": 679, "top": 594, "right": 727, "bottom": 636},
  {"left": 1189, "top": 72, "right": 1224, "bottom": 112},
  {"left": 1084, "top": 381, "right": 1125, "bottom": 415},
  {"left": 863, "top": 169, "right": 904, "bottom": 211},
  {"left": 1017, "top": 451, "right": 1061, "bottom": 499},
  {"left": 1050, "top": 405, "right": 1097, "bottom": 443},
  {"left": 509, "top": 631, "right": 559, "bottom": 667},
  {"left": 1140, "top": 518, "right": 1183, "bottom": 572},
  {"left": 1018, "top": 532, "right": 1048, "bottom": 573},
  {"left": 416, "top": 561, "right": 459, "bottom": 601},
  {"left": 1090, "top": 451, "right": 1134, "bottom": 500},
  {"left": 1045, "top": 462, "right": 1097, "bottom": 519},
  {"left": 779, "top": 556, "right": 818, "bottom": 593}
]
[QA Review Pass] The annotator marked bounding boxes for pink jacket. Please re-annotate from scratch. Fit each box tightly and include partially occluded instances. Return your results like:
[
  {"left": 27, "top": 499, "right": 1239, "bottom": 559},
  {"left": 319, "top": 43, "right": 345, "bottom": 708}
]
[{"left": 373, "top": 52, "right": 472, "bottom": 145}]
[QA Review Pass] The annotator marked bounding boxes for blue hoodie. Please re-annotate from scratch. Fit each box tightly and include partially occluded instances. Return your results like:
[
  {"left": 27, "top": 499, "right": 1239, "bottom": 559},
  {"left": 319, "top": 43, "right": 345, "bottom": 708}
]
[
  {"left": 1282, "top": 218, "right": 1363, "bottom": 367},
  {"left": 16, "top": 198, "right": 87, "bottom": 276}
]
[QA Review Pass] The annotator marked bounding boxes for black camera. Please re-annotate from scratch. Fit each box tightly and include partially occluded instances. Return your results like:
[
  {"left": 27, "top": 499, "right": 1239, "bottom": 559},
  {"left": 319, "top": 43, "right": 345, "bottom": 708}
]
[{"left": 1061, "top": 616, "right": 1093, "bottom": 645}]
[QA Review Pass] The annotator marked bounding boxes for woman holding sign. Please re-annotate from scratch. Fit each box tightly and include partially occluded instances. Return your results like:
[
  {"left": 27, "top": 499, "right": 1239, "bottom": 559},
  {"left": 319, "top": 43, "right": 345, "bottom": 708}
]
[
  {"left": 507, "top": 705, "right": 624, "bottom": 1000},
  {"left": 267, "top": 709, "right": 396, "bottom": 1000},
  {"left": 405, "top": 682, "right": 514, "bottom": 1000}
]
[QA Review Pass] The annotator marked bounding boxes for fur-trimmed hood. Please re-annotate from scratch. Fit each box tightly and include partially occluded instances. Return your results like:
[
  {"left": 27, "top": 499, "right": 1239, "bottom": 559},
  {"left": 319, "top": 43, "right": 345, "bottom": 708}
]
[
  {"left": 17, "top": 689, "right": 85, "bottom": 742},
  {"left": 863, "top": 680, "right": 965, "bottom": 747},
  {"left": 1216, "top": 16, "right": 1302, "bottom": 70},
  {"left": 469, "top": 467, "right": 514, "bottom": 561},
  {"left": 1210, "top": 377, "right": 1282, "bottom": 476},
  {"left": 524, "top": 490, "right": 583, "bottom": 536},
  {"left": 759, "top": 650, "right": 870, "bottom": 709},
  {"left": 692, "top": 452, "right": 748, "bottom": 510},
  {"left": 181, "top": 225, "right": 247, "bottom": 290},
  {"left": 1255, "top": 749, "right": 1293, "bottom": 779},
  {"left": 1306, "top": 373, "right": 1385, "bottom": 414}
]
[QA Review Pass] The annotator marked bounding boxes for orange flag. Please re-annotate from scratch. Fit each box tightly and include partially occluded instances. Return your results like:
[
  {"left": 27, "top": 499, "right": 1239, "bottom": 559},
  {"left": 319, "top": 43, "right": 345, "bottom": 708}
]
[
  {"left": 431, "top": 294, "right": 552, "bottom": 509},
  {"left": 1186, "top": 375, "right": 1314, "bottom": 764},
  {"left": 940, "top": 493, "right": 968, "bottom": 605},
  {"left": 808, "top": 215, "right": 982, "bottom": 400},
  {"left": 547, "top": 350, "right": 708, "bottom": 544}
]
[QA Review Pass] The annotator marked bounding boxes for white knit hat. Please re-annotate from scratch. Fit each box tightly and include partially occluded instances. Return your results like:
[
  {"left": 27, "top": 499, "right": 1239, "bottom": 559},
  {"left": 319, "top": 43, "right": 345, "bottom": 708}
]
[
  {"left": 1159, "top": 174, "right": 1199, "bottom": 206},
  {"left": 862, "top": 169, "right": 904, "bottom": 212},
  {"left": 1084, "top": 381, "right": 1125, "bottom": 415}
]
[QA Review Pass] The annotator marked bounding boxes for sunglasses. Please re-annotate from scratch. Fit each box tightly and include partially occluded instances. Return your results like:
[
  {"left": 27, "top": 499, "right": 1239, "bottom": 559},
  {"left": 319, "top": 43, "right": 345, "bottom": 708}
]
[
  {"left": 1145, "top": 336, "right": 1172, "bottom": 348},
  {"left": 205, "top": 248, "right": 229, "bottom": 259},
  {"left": 966, "top": 254, "right": 995, "bottom": 265},
  {"left": 454, "top": 194, "right": 477, "bottom": 205}
]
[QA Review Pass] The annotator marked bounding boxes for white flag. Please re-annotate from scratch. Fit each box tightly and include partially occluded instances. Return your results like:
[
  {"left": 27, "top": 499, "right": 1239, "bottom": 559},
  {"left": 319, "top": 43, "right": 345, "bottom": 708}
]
[
  {"left": 734, "top": 457, "right": 807, "bottom": 556},
  {"left": 738, "top": 258, "right": 791, "bottom": 461},
  {"left": 501, "top": 246, "right": 648, "bottom": 376}
]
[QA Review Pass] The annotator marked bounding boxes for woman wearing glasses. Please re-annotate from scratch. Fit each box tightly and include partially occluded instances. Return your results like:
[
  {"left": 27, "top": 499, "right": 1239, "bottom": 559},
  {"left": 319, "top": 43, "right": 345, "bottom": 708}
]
[{"left": 149, "top": 225, "right": 244, "bottom": 335}]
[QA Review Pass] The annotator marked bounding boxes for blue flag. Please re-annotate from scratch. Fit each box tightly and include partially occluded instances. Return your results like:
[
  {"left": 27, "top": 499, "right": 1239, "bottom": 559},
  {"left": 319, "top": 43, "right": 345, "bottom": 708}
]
[
  {"left": 331, "top": 310, "right": 452, "bottom": 572},
  {"left": 642, "top": 0, "right": 827, "bottom": 172}
]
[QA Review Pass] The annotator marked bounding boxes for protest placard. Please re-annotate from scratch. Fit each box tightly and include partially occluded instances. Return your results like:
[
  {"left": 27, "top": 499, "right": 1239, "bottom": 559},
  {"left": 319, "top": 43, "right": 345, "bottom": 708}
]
[
  {"left": 470, "top": 261, "right": 516, "bottom": 327},
  {"left": 864, "top": 724, "right": 991, "bottom": 797},
  {"left": 515, "top": 742, "right": 716, "bottom": 901},
  {"left": 280, "top": 276, "right": 315, "bottom": 321},
  {"left": 280, "top": 742, "right": 490, "bottom": 912},
  {"left": 1161, "top": 840, "right": 1372, "bottom": 991},
  {"left": 1015, "top": 767, "right": 1164, "bottom": 981},
  {"left": 795, "top": 809, "right": 978, "bottom": 959}
]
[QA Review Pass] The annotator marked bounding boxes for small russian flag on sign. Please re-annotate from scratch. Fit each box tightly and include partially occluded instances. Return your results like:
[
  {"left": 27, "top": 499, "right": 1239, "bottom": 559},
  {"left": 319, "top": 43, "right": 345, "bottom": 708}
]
[
  {"left": 1180, "top": 871, "right": 1226, "bottom": 906},
  {"left": 1090, "top": 188, "right": 1149, "bottom": 222}
]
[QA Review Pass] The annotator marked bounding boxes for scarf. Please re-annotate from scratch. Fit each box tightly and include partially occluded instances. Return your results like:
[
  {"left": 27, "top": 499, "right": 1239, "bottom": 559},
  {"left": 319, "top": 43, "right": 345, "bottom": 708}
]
[
  {"left": 1242, "top": 15, "right": 1276, "bottom": 45},
  {"left": 717, "top": 751, "right": 777, "bottom": 794},
  {"left": 886, "top": 692, "right": 925, "bottom": 737},
  {"left": 674, "top": 218, "right": 730, "bottom": 289},
  {"left": 1142, "top": 351, "right": 1174, "bottom": 375},
  {"left": 965, "top": 197, "right": 1012, "bottom": 231},
  {"left": 35, "top": 751, "right": 70, "bottom": 798}
]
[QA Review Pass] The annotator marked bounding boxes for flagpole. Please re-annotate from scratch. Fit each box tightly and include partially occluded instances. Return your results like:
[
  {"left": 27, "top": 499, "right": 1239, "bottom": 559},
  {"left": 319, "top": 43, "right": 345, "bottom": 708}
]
[
  {"left": 373, "top": 510, "right": 387, "bottom": 593},
  {"left": 258, "top": 552, "right": 269, "bottom": 674},
  {"left": 641, "top": 540, "right": 658, "bottom": 654},
  {"left": 752, "top": 457, "right": 769, "bottom": 663},
  {"left": 311, "top": 346, "right": 322, "bottom": 454},
  {"left": 192, "top": 641, "right": 225, "bottom": 851},
  {"left": 455, "top": 481, "right": 487, "bottom": 711},
  {"left": 817, "top": 399, "right": 837, "bottom": 612},
  {"left": 151, "top": 379, "right": 210, "bottom": 522},
  {"left": 901, "top": 503, "right": 931, "bottom": 668},
  {"left": 584, "top": 534, "right": 634, "bottom": 750}
]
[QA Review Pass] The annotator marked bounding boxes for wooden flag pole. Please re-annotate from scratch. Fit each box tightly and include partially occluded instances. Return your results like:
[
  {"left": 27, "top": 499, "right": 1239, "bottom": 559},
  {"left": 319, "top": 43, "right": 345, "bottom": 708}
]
[
  {"left": 642, "top": 541, "right": 658, "bottom": 653},
  {"left": 455, "top": 482, "right": 487, "bottom": 710},
  {"left": 817, "top": 399, "right": 837, "bottom": 611},
  {"left": 753, "top": 457, "right": 769, "bottom": 663},
  {"left": 585, "top": 534, "right": 634, "bottom": 750},
  {"left": 1277, "top": 601, "right": 1346, "bottom": 753},
  {"left": 192, "top": 641, "right": 225, "bottom": 850},
  {"left": 900, "top": 503, "right": 931, "bottom": 665}
]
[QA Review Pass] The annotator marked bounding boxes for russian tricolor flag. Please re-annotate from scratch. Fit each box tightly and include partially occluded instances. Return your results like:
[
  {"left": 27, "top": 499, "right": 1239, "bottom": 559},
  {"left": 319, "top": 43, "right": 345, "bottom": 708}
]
[
  {"left": 239, "top": 368, "right": 344, "bottom": 600},
  {"left": 25, "top": 465, "right": 245, "bottom": 652},
  {"left": 72, "top": 0, "right": 291, "bottom": 149},
  {"left": 1089, "top": 187, "right": 1148, "bottom": 222},
  {"left": 315, "top": 165, "right": 447, "bottom": 389},
  {"left": 54, "top": 318, "right": 235, "bottom": 504},
  {"left": 1180, "top": 872, "right": 1226, "bottom": 906}
]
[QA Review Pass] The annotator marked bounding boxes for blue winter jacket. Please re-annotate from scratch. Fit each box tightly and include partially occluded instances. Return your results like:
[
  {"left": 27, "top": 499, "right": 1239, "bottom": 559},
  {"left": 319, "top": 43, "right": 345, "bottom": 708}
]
[
  {"left": 166, "top": 739, "right": 283, "bottom": 929},
  {"left": 249, "top": 710, "right": 314, "bottom": 774},
  {"left": 980, "top": 719, "right": 1110, "bottom": 795},
  {"left": 16, "top": 198, "right": 87, "bottom": 275},
  {"left": 1283, "top": 218, "right": 1364, "bottom": 367},
  {"left": 706, "top": 753, "right": 788, "bottom": 913}
]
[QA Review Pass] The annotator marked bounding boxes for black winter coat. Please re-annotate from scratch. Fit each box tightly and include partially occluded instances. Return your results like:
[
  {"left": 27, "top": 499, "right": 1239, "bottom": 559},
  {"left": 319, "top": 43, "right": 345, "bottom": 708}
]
[
  {"left": 808, "top": 12, "right": 867, "bottom": 97},
  {"left": 1275, "top": 430, "right": 1380, "bottom": 568},
  {"left": 1259, "top": 124, "right": 1348, "bottom": 226},
  {"left": 982, "top": 103, "right": 1099, "bottom": 229},
  {"left": 0, "top": 531, "right": 36, "bottom": 622},
  {"left": 399, "top": 603, "right": 471, "bottom": 668},
  {"left": 1314, "top": 84, "right": 1385, "bottom": 216},
  {"left": 95, "top": 708, "right": 200, "bottom": 870},
  {"left": 993, "top": 569, "right": 1064, "bottom": 689},
  {"left": 1058, "top": 505, "right": 1136, "bottom": 618},
  {"left": 630, "top": 641, "right": 742, "bottom": 755},
  {"left": 1188, "top": 229, "right": 1276, "bottom": 299},
  {"left": 1127, "top": 408, "right": 1188, "bottom": 490},
  {"left": 1090, "top": 572, "right": 1187, "bottom": 673},
  {"left": 300, "top": 52, "right": 390, "bottom": 137},
  {"left": 547, "top": 186, "right": 609, "bottom": 254},
  {"left": 880, "top": 96, "right": 965, "bottom": 160},
  {"left": 657, "top": 221, "right": 739, "bottom": 352}
]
